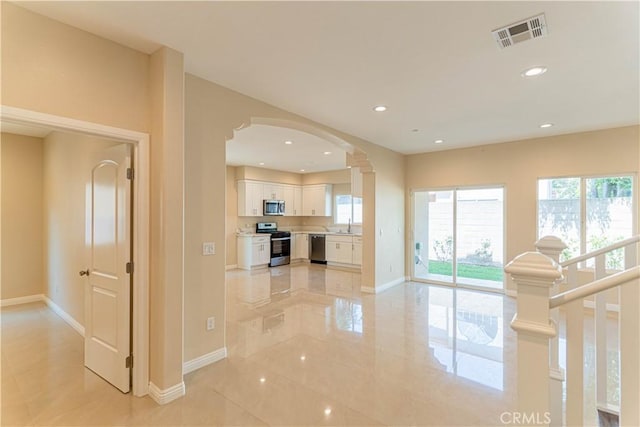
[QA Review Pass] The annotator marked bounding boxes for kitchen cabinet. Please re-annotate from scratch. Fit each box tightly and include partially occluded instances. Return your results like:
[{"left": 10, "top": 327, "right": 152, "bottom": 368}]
[
  {"left": 283, "top": 185, "right": 303, "bottom": 216},
  {"left": 352, "top": 236, "right": 362, "bottom": 266},
  {"left": 237, "top": 180, "right": 264, "bottom": 217},
  {"left": 238, "top": 180, "right": 332, "bottom": 218},
  {"left": 326, "top": 235, "right": 354, "bottom": 264},
  {"left": 294, "top": 233, "right": 309, "bottom": 260},
  {"left": 263, "top": 183, "right": 284, "bottom": 201},
  {"left": 237, "top": 235, "right": 270, "bottom": 270},
  {"left": 302, "top": 184, "right": 332, "bottom": 216}
]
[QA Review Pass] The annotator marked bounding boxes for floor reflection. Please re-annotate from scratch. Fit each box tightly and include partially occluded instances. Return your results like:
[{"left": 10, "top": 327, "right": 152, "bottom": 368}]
[
  {"left": 227, "top": 264, "right": 509, "bottom": 393},
  {"left": 425, "top": 287, "right": 505, "bottom": 390}
]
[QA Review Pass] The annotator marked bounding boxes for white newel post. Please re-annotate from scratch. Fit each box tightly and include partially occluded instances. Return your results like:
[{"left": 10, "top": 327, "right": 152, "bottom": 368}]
[
  {"left": 506, "top": 252, "right": 563, "bottom": 427},
  {"left": 535, "top": 236, "right": 567, "bottom": 427}
]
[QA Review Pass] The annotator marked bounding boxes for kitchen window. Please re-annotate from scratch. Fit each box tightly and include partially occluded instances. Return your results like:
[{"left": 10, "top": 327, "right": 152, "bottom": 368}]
[{"left": 335, "top": 194, "right": 362, "bottom": 224}]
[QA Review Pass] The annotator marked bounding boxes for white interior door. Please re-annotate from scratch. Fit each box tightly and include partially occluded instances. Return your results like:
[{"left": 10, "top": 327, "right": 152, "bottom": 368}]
[{"left": 84, "top": 143, "right": 132, "bottom": 393}]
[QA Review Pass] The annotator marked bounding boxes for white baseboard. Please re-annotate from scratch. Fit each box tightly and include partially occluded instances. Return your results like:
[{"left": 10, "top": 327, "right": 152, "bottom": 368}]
[
  {"left": 505, "top": 289, "right": 517, "bottom": 297},
  {"left": 583, "top": 300, "right": 620, "bottom": 313},
  {"left": 0, "top": 294, "right": 44, "bottom": 307},
  {"left": 149, "top": 381, "right": 185, "bottom": 405},
  {"left": 183, "top": 347, "right": 227, "bottom": 375},
  {"left": 361, "top": 277, "right": 406, "bottom": 294},
  {"left": 43, "top": 295, "right": 85, "bottom": 337},
  {"left": 225, "top": 264, "right": 237, "bottom": 271}
]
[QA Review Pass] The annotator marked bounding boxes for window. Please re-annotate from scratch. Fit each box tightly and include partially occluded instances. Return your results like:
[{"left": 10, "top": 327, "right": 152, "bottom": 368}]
[
  {"left": 335, "top": 194, "right": 362, "bottom": 224},
  {"left": 538, "top": 175, "right": 634, "bottom": 268}
]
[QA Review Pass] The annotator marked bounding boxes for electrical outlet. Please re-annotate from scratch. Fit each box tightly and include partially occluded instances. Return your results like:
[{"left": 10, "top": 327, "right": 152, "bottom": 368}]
[
  {"left": 202, "top": 242, "right": 215, "bottom": 256},
  {"left": 207, "top": 317, "right": 215, "bottom": 330}
]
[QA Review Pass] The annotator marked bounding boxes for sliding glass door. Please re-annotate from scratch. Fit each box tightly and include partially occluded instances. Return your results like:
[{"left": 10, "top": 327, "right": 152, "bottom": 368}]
[{"left": 413, "top": 187, "right": 504, "bottom": 291}]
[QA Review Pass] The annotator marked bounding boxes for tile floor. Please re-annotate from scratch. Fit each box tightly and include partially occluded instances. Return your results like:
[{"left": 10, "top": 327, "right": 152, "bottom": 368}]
[{"left": 1, "top": 263, "right": 613, "bottom": 426}]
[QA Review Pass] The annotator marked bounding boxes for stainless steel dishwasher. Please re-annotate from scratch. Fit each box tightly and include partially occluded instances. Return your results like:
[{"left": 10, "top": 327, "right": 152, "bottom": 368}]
[{"left": 309, "top": 234, "right": 326, "bottom": 264}]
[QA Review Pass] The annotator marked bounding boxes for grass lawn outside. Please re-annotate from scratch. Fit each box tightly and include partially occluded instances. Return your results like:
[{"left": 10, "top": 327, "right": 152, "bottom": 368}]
[{"left": 427, "top": 260, "right": 503, "bottom": 282}]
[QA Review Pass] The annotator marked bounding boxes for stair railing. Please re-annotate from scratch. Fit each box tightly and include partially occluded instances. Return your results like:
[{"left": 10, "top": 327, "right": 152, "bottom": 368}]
[{"left": 505, "top": 235, "right": 640, "bottom": 427}]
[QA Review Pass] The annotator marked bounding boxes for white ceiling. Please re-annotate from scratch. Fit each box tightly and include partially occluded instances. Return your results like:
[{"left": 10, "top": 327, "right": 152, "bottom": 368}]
[
  {"left": 13, "top": 1, "right": 640, "bottom": 156},
  {"left": 228, "top": 124, "right": 347, "bottom": 174}
]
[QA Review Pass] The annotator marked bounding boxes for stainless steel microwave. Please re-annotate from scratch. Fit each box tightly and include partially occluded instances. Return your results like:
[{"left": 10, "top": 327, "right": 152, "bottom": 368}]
[{"left": 263, "top": 199, "right": 285, "bottom": 216}]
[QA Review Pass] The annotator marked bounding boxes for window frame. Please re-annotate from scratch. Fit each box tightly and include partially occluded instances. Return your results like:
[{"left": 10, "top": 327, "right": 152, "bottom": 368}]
[
  {"left": 536, "top": 173, "right": 637, "bottom": 264},
  {"left": 334, "top": 193, "right": 363, "bottom": 225}
]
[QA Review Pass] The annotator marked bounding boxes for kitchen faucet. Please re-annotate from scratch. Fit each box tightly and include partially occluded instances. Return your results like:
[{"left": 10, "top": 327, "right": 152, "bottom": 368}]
[{"left": 347, "top": 218, "right": 351, "bottom": 234}]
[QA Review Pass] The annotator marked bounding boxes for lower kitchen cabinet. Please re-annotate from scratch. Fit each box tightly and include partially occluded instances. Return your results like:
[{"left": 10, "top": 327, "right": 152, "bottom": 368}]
[
  {"left": 326, "top": 235, "right": 355, "bottom": 265},
  {"left": 352, "top": 236, "right": 362, "bottom": 266},
  {"left": 293, "top": 233, "right": 309, "bottom": 260},
  {"left": 237, "top": 235, "right": 270, "bottom": 270}
]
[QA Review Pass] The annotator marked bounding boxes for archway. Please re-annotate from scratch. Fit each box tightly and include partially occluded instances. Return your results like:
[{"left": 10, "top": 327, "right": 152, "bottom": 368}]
[{"left": 225, "top": 116, "right": 375, "bottom": 291}]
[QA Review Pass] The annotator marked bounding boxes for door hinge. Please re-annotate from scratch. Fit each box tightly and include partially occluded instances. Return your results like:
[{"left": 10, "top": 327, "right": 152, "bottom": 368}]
[
  {"left": 126, "top": 262, "right": 133, "bottom": 274},
  {"left": 126, "top": 354, "right": 133, "bottom": 368},
  {"left": 126, "top": 168, "right": 134, "bottom": 180}
]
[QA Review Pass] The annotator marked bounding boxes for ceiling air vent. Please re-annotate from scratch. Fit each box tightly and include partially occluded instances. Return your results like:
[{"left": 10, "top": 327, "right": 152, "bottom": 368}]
[{"left": 492, "top": 13, "right": 547, "bottom": 49}]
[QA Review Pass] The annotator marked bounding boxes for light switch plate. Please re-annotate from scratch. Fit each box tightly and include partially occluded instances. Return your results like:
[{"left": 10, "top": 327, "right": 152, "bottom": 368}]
[{"left": 202, "top": 242, "right": 215, "bottom": 256}]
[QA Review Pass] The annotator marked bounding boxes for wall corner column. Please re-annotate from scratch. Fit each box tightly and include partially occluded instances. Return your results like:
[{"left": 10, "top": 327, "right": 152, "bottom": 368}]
[{"left": 149, "top": 46, "right": 185, "bottom": 403}]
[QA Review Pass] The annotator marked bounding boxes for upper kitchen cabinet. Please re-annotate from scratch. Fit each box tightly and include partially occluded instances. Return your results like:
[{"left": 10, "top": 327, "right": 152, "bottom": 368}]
[
  {"left": 302, "top": 184, "right": 332, "bottom": 216},
  {"left": 237, "top": 180, "right": 264, "bottom": 216},
  {"left": 263, "top": 183, "right": 285, "bottom": 201},
  {"left": 283, "top": 185, "right": 303, "bottom": 216}
]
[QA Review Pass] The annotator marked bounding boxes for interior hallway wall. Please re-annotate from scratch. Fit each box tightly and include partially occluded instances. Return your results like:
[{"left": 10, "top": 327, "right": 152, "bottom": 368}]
[{"left": 0, "top": 133, "right": 44, "bottom": 300}]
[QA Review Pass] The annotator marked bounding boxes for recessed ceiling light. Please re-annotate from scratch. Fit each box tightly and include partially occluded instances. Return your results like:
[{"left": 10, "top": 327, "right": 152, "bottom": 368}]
[
  {"left": 300, "top": 169, "right": 305, "bottom": 172},
  {"left": 434, "top": 139, "right": 444, "bottom": 144},
  {"left": 373, "top": 105, "right": 387, "bottom": 112},
  {"left": 539, "top": 123, "right": 553, "bottom": 128},
  {"left": 300, "top": 355, "right": 306, "bottom": 361},
  {"left": 259, "top": 377, "right": 266, "bottom": 383},
  {"left": 284, "top": 140, "right": 293, "bottom": 145},
  {"left": 347, "top": 166, "right": 352, "bottom": 169},
  {"left": 324, "top": 408, "right": 332, "bottom": 416},
  {"left": 323, "top": 151, "right": 332, "bottom": 155},
  {"left": 522, "top": 66, "right": 547, "bottom": 77},
  {"left": 259, "top": 162, "right": 265, "bottom": 166}
]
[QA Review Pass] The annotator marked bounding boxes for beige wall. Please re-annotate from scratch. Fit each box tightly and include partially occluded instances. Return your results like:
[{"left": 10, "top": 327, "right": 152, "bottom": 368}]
[
  {"left": 1, "top": 133, "right": 44, "bottom": 300},
  {"left": 3, "top": 4, "right": 185, "bottom": 392},
  {"left": 303, "top": 169, "right": 351, "bottom": 185},
  {"left": 187, "top": 73, "right": 405, "bottom": 360},
  {"left": 1, "top": 3, "right": 150, "bottom": 133},
  {"left": 405, "top": 125, "right": 640, "bottom": 291},
  {"left": 43, "top": 131, "right": 118, "bottom": 324},
  {"left": 235, "top": 166, "right": 303, "bottom": 185},
  {"left": 149, "top": 47, "right": 185, "bottom": 390}
]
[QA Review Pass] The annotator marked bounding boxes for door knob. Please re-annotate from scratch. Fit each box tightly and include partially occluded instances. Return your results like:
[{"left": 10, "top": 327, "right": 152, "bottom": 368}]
[{"left": 79, "top": 269, "right": 90, "bottom": 276}]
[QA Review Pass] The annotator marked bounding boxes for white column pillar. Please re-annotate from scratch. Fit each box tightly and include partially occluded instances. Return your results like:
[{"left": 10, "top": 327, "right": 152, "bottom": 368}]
[
  {"left": 506, "top": 251, "right": 563, "bottom": 427},
  {"left": 535, "top": 236, "right": 567, "bottom": 427}
]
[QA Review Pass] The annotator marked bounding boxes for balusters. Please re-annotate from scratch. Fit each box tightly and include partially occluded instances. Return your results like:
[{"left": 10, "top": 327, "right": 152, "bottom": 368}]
[
  {"left": 594, "top": 254, "right": 608, "bottom": 414},
  {"left": 620, "top": 244, "right": 639, "bottom": 426},
  {"left": 565, "top": 263, "right": 584, "bottom": 427}
]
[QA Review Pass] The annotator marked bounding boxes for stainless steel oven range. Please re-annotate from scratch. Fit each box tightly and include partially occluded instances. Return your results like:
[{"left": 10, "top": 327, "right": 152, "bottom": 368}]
[{"left": 256, "top": 222, "right": 291, "bottom": 267}]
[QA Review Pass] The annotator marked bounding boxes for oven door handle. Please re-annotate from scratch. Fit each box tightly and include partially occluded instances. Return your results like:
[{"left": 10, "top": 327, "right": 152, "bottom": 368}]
[{"left": 271, "top": 237, "right": 291, "bottom": 241}]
